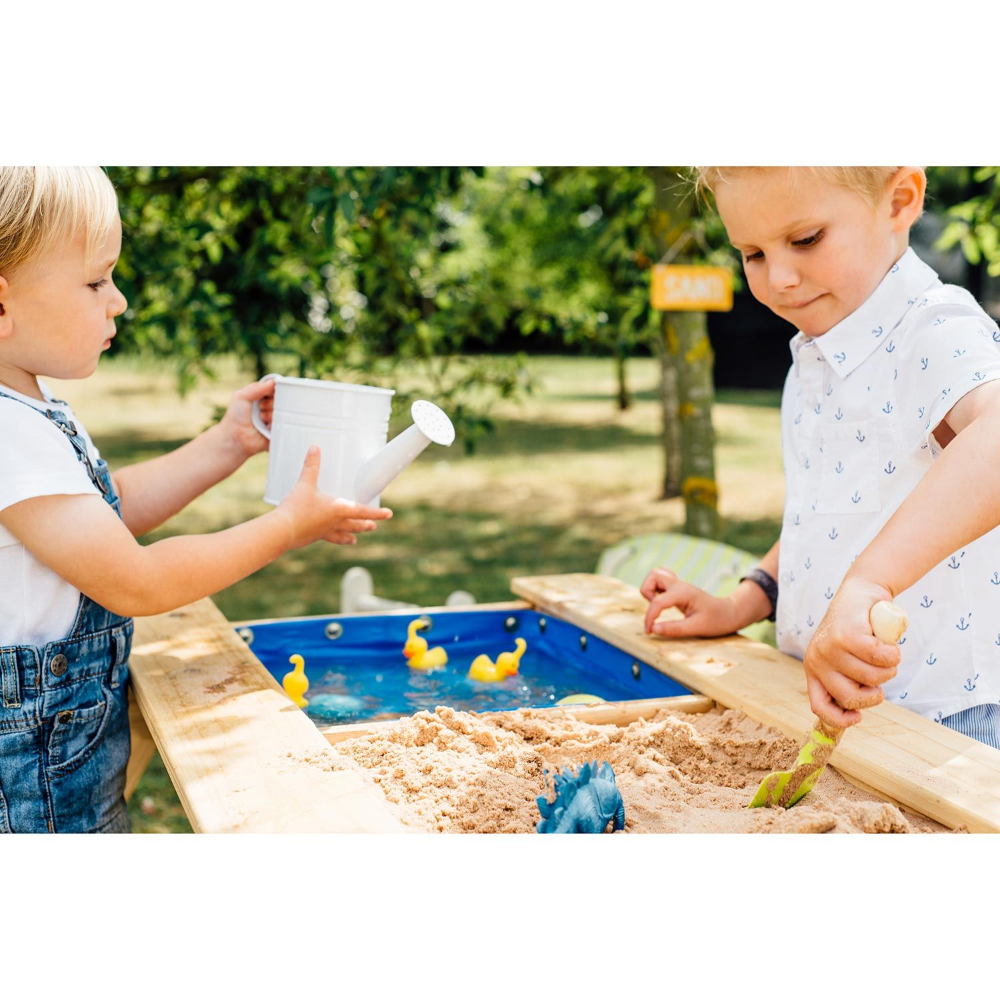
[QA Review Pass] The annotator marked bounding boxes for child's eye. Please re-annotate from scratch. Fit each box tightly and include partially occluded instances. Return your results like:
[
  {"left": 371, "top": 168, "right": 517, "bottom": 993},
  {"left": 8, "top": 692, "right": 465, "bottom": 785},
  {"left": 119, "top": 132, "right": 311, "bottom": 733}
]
[
  {"left": 743, "top": 250, "right": 763, "bottom": 264},
  {"left": 793, "top": 229, "right": 825, "bottom": 248},
  {"left": 88, "top": 279, "right": 108, "bottom": 290}
]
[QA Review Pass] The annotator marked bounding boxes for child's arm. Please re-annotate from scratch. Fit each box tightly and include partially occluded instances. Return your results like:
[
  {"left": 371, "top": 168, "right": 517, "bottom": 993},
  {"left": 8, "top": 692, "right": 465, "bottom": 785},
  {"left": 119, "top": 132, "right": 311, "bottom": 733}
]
[
  {"left": 111, "top": 380, "right": 274, "bottom": 537},
  {"left": 642, "top": 539, "right": 779, "bottom": 637},
  {"left": 804, "top": 380, "right": 1000, "bottom": 727},
  {"left": 0, "top": 446, "right": 391, "bottom": 618}
]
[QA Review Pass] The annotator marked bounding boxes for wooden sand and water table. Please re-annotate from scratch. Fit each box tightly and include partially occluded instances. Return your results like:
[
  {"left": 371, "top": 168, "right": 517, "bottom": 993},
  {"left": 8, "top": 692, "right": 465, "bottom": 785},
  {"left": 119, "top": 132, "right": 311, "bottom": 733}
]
[{"left": 125, "top": 573, "right": 1000, "bottom": 833}]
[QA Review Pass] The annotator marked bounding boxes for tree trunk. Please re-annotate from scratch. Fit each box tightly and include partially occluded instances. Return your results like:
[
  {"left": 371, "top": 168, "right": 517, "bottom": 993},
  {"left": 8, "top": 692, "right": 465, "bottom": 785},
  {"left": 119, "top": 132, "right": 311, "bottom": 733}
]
[
  {"left": 616, "top": 345, "right": 630, "bottom": 411},
  {"left": 649, "top": 167, "right": 721, "bottom": 538},
  {"left": 652, "top": 331, "right": 682, "bottom": 497},
  {"left": 665, "top": 311, "right": 720, "bottom": 538}
]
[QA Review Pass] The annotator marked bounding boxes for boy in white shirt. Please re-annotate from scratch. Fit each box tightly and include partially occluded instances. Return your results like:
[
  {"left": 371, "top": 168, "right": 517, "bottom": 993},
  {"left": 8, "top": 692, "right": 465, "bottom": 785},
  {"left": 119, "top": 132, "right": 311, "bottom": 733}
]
[
  {"left": 0, "top": 167, "right": 392, "bottom": 832},
  {"left": 641, "top": 167, "right": 1000, "bottom": 748}
]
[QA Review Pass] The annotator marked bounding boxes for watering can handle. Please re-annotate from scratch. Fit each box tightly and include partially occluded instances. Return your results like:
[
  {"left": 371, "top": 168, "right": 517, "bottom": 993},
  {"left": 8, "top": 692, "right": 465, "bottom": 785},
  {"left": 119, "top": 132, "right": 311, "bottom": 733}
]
[{"left": 250, "top": 374, "right": 282, "bottom": 441}]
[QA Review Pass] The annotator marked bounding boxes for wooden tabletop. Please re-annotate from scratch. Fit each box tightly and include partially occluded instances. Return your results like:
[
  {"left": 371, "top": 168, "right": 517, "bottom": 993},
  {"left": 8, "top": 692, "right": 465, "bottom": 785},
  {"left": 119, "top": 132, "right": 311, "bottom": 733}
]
[
  {"left": 128, "top": 574, "right": 1000, "bottom": 833},
  {"left": 130, "top": 599, "right": 404, "bottom": 833}
]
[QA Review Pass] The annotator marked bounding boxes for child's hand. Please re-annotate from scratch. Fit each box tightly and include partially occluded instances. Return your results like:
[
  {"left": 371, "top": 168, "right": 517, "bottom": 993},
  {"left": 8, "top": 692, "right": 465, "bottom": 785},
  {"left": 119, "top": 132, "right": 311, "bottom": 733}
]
[
  {"left": 803, "top": 577, "right": 901, "bottom": 728},
  {"left": 218, "top": 379, "right": 276, "bottom": 460},
  {"left": 276, "top": 445, "right": 392, "bottom": 548},
  {"left": 640, "top": 567, "right": 741, "bottom": 638}
]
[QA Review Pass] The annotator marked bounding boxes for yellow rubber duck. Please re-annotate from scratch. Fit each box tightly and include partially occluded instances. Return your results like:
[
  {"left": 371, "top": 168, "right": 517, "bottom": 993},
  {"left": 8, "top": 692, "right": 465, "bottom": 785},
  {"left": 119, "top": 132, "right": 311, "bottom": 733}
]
[
  {"left": 403, "top": 619, "right": 448, "bottom": 671},
  {"left": 282, "top": 654, "right": 309, "bottom": 708},
  {"left": 468, "top": 638, "right": 527, "bottom": 683}
]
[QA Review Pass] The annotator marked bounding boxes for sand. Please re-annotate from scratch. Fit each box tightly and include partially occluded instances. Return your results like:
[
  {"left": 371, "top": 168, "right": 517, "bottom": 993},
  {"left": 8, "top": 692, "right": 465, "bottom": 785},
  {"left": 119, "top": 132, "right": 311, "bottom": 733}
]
[{"left": 327, "top": 704, "right": 952, "bottom": 833}]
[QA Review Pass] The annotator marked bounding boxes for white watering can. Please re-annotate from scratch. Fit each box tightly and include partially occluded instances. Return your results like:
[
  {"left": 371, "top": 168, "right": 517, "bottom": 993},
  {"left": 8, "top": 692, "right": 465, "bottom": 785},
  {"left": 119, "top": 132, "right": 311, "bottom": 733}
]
[{"left": 250, "top": 374, "right": 455, "bottom": 506}]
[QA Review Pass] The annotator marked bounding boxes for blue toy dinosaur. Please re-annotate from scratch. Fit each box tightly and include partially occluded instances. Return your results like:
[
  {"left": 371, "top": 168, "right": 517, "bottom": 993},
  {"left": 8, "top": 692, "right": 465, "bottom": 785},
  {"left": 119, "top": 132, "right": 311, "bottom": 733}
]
[{"left": 536, "top": 760, "right": 625, "bottom": 834}]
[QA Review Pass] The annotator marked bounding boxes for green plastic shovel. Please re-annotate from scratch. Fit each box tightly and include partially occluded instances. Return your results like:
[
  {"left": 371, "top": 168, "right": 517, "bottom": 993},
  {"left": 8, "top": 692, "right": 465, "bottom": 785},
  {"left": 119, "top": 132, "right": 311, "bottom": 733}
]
[{"left": 749, "top": 600, "right": 908, "bottom": 809}]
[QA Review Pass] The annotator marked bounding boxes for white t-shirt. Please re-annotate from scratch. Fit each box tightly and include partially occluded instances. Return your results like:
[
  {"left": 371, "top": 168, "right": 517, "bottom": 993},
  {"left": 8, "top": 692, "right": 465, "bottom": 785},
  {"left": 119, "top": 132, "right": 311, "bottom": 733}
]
[
  {"left": 777, "top": 247, "right": 1000, "bottom": 721},
  {"left": 0, "top": 381, "right": 104, "bottom": 648}
]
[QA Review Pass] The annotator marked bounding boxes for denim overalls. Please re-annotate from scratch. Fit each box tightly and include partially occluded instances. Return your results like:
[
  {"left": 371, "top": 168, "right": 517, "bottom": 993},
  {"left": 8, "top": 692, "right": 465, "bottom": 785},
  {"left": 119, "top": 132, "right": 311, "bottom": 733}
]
[{"left": 0, "top": 390, "right": 133, "bottom": 833}]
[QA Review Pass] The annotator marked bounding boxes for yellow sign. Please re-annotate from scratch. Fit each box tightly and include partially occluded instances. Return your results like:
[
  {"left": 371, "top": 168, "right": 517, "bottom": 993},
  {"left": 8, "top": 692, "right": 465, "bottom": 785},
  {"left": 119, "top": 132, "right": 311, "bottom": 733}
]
[{"left": 651, "top": 265, "right": 733, "bottom": 312}]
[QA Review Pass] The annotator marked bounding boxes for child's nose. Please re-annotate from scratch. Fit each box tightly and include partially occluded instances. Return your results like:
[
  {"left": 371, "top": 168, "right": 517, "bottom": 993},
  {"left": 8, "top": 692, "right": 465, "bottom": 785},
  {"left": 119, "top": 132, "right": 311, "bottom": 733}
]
[
  {"left": 768, "top": 259, "right": 801, "bottom": 293},
  {"left": 108, "top": 285, "right": 128, "bottom": 317}
]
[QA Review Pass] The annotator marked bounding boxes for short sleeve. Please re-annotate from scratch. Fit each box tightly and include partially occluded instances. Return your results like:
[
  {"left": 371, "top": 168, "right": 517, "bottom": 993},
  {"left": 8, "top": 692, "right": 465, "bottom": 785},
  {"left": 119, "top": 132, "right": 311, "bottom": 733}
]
[
  {"left": 899, "top": 301, "right": 1000, "bottom": 457},
  {"left": 0, "top": 401, "right": 99, "bottom": 514}
]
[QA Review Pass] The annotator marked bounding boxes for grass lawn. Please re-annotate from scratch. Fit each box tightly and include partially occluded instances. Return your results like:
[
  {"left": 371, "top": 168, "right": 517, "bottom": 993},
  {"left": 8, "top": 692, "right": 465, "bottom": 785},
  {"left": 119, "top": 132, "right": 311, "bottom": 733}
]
[{"left": 50, "top": 353, "right": 784, "bottom": 833}]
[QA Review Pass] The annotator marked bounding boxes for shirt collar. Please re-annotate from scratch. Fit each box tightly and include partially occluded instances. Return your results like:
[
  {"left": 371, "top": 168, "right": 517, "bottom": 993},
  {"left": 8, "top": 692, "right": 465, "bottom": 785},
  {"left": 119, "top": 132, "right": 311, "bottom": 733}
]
[{"left": 788, "top": 247, "right": 941, "bottom": 378}]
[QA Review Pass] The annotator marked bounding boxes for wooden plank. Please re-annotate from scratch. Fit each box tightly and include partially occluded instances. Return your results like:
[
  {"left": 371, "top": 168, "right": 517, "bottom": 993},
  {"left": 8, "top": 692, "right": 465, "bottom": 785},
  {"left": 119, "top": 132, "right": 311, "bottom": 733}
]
[
  {"left": 320, "top": 694, "right": 714, "bottom": 746},
  {"left": 130, "top": 598, "right": 404, "bottom": 833},
  {"left": 124, "top": 686, "right": 157, "bottom": 802},
  {"left": 511, "top": 573, "right": 1000, "bottom": 833}
]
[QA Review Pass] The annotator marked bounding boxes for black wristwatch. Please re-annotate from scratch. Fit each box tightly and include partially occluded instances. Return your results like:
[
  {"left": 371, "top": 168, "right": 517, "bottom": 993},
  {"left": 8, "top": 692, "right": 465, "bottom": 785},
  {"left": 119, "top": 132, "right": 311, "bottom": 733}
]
[{"left": 739, "top": 568, "right": 778, "bottom": 622}]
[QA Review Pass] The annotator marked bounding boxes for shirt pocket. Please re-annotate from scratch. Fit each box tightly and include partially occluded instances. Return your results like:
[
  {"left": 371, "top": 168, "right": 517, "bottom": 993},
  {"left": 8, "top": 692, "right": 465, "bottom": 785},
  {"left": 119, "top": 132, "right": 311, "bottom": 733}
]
[{"left": 816, "top": 419, "right": 881, "bottom": 514}]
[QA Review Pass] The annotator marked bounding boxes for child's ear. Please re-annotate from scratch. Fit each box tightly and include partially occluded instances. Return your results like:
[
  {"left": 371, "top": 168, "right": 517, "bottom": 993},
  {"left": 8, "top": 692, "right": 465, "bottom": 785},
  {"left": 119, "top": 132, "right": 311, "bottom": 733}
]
[
  {"left": 0, "top": 274, "right": 10, "bottom": 337},
  {"left": 888, "top": 167, "right": 926, "bottom": 231}
]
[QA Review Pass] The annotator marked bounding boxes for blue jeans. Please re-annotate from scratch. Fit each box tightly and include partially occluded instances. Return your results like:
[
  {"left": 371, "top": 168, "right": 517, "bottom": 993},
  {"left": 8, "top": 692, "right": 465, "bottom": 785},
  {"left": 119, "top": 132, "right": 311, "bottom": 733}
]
[
  {"left": 0, "top": 392, "right": 134, "bottom": 833},
  {"left": 941, "top": 704, "right": 1000, "bottom": 751}
]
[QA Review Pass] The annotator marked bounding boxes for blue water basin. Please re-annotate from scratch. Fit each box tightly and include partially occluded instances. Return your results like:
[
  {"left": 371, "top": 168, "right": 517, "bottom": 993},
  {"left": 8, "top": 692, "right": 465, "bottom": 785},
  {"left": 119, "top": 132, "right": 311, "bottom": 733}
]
[{"left": 238, "top": 608, "right": 689, "bottom": 727}]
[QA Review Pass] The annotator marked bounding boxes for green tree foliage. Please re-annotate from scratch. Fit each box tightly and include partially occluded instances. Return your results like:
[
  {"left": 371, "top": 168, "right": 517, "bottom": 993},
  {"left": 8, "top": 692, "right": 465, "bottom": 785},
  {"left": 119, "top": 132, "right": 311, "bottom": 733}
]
[
  {"left": 931, "top": 166, "right": 1000, "bottom": 278},
  {"left": 107, "top": 166, "right": 529, "bottom": 450}
]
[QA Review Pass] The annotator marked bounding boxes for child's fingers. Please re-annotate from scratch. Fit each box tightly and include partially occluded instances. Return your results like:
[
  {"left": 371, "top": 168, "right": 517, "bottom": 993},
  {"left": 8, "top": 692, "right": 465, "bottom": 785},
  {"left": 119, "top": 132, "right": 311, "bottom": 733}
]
[
  {"left": 324, "top": 531, "right": 357, "bottom": 545},
  {"left": 644, "top": 587, "right": 687, "bottom": 633},
  {"left": 807, "top": 674, "right": 862, "bottom": 728},
  {"left": 829, "top": 649, "right": 898, "bottom": 688},
  {"left": 334, "top": 502, "right": 393, "bottom": 521},
  {"left": 297, "top": 445, "right": 322, "bottom": 485},
  {"left": 640, "top": 567, "right": 677, "bottom": 601},
  {"left": 236, "top": 378, "right": 277, "bottom": 401},
  {"left": 823, "top": 670, "right": 885, "bottom": 712},
  {"left": 651, "top": 614, "right": 705, "bottom": 638},
  {"left": 336, "top": 518, "right": 377, "bottom": 533},
  {"left": 844, "top": 632, "right": 902, "bottom": 670}
]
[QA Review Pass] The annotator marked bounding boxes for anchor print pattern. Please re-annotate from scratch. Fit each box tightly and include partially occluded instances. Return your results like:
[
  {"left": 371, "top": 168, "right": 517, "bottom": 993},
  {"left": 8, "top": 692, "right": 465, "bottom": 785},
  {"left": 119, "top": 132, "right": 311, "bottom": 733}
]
[{"left": 779, "top": 248, "right": 1000, "bottom": 717}]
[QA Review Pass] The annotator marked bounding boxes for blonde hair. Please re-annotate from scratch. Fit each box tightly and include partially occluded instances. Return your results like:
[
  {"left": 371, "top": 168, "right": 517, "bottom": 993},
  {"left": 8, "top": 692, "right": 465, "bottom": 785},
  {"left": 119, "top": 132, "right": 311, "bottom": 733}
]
[
  {"left": 693, "top": 166, "right": 904, "bottom": 212},
  {"left": 0, "top": 167, "right": 120, "bottom": 277}
]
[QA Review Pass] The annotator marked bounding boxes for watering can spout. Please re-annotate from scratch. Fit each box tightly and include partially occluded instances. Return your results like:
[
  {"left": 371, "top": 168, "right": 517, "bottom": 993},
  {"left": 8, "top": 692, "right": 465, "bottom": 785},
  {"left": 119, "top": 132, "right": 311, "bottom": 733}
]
[{"left": 354, "top": 400, "right": 455, "bottom": 504}]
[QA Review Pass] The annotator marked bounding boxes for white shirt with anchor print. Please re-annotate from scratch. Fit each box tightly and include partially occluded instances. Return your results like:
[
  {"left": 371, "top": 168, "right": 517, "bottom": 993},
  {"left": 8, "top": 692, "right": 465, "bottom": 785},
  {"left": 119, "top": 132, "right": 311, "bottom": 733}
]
[{"left": 776, "top": 246, "right": 1000, "bottom": 722}]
